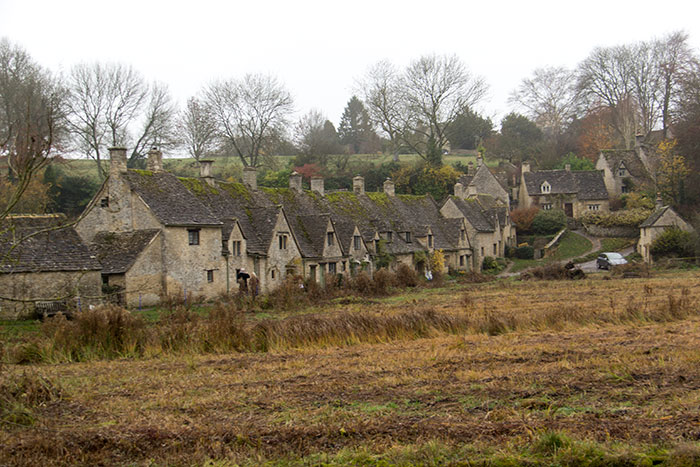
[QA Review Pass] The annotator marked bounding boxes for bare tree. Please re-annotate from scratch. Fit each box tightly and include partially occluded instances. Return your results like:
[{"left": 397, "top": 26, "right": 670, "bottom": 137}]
[
  {"left": 359, "top": 60, "right": 404, "bottom": 161},
  {"left": 403, "top": 54, "right": 488, "bottom": 164},
  {"left": 655, "top": 31, "right": 700, "bottom": 138},
  {"left": 176, "top": 96, "right": 217, "bottom": 162},
  {"left": 205, "top": 73, "right": 293, "bottom": 167},
  {"left": 577, "top": 45, "right": 638, "bottom": 149},
  {"left": 65, "top": 63, "right": 175, "bottom": 174},
  {"left": 0, "top": 38, "right": 63, "bottom": 218},
  {"left": 509, "top": 66, "right": 581, "bottom": 138}
]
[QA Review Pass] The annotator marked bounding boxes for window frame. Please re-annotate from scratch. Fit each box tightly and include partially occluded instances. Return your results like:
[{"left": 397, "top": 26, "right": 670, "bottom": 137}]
[{"left": 188, "top": 229, "right": 200, "bottom": 246}]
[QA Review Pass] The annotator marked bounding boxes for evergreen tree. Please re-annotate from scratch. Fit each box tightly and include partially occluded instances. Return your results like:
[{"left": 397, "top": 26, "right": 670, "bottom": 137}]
[{"left": 338, "top": 96, "right": 377, "bottom": 154}]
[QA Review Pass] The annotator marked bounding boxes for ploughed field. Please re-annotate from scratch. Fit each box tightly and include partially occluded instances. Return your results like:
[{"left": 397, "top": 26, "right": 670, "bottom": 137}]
[{"left": 2, "top": 271, "right": 700, "bottom": 465}]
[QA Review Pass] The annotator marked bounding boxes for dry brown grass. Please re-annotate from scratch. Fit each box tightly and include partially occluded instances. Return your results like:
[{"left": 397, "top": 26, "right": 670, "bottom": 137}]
[{"left": 2, "top": 271, "right": 700, "bottom": 465}]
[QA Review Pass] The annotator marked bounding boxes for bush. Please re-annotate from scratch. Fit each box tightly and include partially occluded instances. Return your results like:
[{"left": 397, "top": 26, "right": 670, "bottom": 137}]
[
  {"left": 395, "top": 263, "right": 418, "bottom": 287},
  {"left": 481, "top": 256, "right": 506, "bottom": 274},
  {"left": 531, "top": 209, "right": 566, "bottom": 234},
  {"left": 510, "top": 206, "right": 540, "bottom": 232},
  {"left": 515, "top": 245, "right": 535, "bottom": 259},
  {"left": 580, "top": 208, "right": 652, "bottom": 228},
  {"left": 650, "top": 227, "right": 695, "bottom": 259}
]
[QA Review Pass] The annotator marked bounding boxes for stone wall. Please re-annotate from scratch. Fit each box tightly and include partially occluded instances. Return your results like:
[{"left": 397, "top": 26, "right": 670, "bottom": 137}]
[
  {"left": 583, "top": 223, "right": 639, "bottom": 238},
  {"left": 125, "top": 232, "right": 163, "bottom": 307},
  {"left": 0, "top": 270, "right": 102, "bottom": 318}
]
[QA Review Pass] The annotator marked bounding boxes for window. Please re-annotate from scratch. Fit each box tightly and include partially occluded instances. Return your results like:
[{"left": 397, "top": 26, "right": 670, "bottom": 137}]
[
  {"left": 279, "top": 234, "right": 287, "bottom": 249},
  {"left": 405, "top": 231, "right": 411, "bottom": 243},
  {"left": 232, "top": 240, "right": 242, "bottom": 256},
  {"left": 328, "top": 262, "right": 336, "bottom": 274},
  {"left": 309, "top": 265, "right": 317, "bottom": 281},
  {"left": 342, "top": 261, "right": 346, "bottom": 272},
  {"left": 481, "top": 247, "right": 484, "bottom": 256},
  {"left": 493, "top": 243, "right": 497, "bottom": 255},
  {"left": 459, "top": 255, "right": 465, "bottom": 266},
  {"left": 327, "top": 232, "right": 334, "bottom": 246},
  {"left": 618, "top": 164, "right": 627, "bottom": 177},
  {"left": 588, "top": 204, "right": 600, "bottom": 211},
  {"left": 353, "top": 235, "right": 362, "bottom": 250},
  {"left": 206, "top": 270, "right": 214, "bottom": 282},
  {"left": 541, "top": 203, "right": 552, "bottom": 210},
  {"left": 385, "top": 231, "right": 393, "bottom": 242},
  {"left": 541, "top": 181, "right": 551, "bottom": 194},
  {"left": 271, "top": 269, "right": 276, "bottom": 279},
  {"left": 621, "top": 184, "right": 630, "bottom": 194},
  {"left": 460, "top": 229, "right": 466, "bottom": 242},
  {"left": 188, "top": 229, "right": 200, "bottom": 245},
  {"left": 428, "top": 234, "right": 433, "bottom": 248},
  {"left": 100, "top": 197, "right": 109, "bottom": 208}
]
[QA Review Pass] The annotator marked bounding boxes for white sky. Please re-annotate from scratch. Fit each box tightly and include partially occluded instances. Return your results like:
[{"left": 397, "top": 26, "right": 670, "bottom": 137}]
[{"left": 2, "top": 0, "right": 700, "bottom": 129}]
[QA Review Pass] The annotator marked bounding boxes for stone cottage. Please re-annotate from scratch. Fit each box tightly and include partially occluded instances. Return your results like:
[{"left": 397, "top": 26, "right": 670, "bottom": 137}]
[
  {"left": 637, "top": 200, "right": 695, "bottom": 263},
  {"left": 0, "top": 214, "right": 102, "bottom": 317},
  {"left": 596, "top": 146, "right": 656, "bottom": 197},
  {"left": 518, "top": 162, "right": 610, "bottom": 218}
]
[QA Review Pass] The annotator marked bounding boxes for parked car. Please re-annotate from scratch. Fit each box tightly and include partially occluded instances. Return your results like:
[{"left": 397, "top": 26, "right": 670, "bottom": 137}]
[{"left": 596, "top": 252, "right": 628, "bottom": 270}]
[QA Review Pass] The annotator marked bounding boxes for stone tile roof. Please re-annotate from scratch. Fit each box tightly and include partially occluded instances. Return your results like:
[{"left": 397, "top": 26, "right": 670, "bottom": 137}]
[
  {"left": 599, "top": 149, "right": 651, "bottom": 180},
  {"left": 640, "top": 206, "right": 669, "bottom": 228},
  {"left": 90, "top": 229, "right": 160, "bottom": 274},
  {"left": 447, "top": 197, "right": 495, "bottom": 232},
  {"left": 0, "top": 215, "right": 101, "bottom": 273},
  {"left": 124, "top": 171, "right": 221, "bottom": 226},
  {"left": 523, "top": 170, "right": 608, "bottom": 200},
  {"left": 246, "top": 207, "right": 283, "bottom": 255},
  {"left": 290, "top": 214, "right": 331, "bottom": 258}
]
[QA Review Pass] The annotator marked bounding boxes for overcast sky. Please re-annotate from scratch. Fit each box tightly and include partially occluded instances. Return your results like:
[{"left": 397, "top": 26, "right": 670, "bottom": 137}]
[{"left": 2, "top": 0, "right": 700, "bottom": 129}]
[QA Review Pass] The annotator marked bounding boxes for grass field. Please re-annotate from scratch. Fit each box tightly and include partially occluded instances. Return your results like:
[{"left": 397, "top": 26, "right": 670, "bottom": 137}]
[
  {"left": 2, "top": 271, "right": 700, "bottom": 465},
  {"left": 510, "top": 231, "right": 593, "bottom": 273}
]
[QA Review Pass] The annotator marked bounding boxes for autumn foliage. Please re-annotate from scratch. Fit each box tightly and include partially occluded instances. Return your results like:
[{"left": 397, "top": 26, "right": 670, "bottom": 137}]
[{"left": 510, "top": 206, "right": 540, "bottom": 232}]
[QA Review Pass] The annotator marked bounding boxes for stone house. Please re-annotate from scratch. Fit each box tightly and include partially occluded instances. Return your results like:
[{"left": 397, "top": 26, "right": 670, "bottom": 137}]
[
  {"left": 455, "top": 157, "right": 511, "bottom": 208},
  {"left": 0, "top": 214, "right": 102, "bottom": 317},
  {"left": 637, "top": 203, "right": 694, "bottom": 263},
  {"left": 596, "top": 147, "right": 656, "bottom": 197},
  {"left": 77, "top": 148, "right": 226, "bottom": 305},
  {"left": 518, "top": 162, "right": 610, "bottom": 218}
]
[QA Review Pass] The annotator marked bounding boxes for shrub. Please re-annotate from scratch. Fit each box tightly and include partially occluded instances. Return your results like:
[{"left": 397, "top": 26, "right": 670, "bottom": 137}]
[
  {"left": 531, "top": 209, "right": 566, "bottom": 234},
  {"left": 395, "top": 263, "right": 418, "bottom": 287},
  {"left": 1, "top": 371, "right": 62, "bottom": 426},
  {"left": 481, "top": 256, "right": 505, "bottom": 274},
  {"left": 372, "top": 268, "right": 396, "bottom": 295},
  {"left": 515, "top": 245, "right": 535, "bottom": 259},
  {"left": 580, "top": 208, "right": 652, "bottom": 228},
  {"left": 510, "top": 206, "right": 540, "bottom": 232},
  {"left": 650, "top": 227, "right": 695, "bottom": 259}
]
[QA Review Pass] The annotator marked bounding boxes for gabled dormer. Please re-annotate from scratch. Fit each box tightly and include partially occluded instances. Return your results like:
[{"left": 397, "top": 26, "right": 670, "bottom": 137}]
[
  {"left": 617, "top": 162, "right": 628, "bottom": 178},
  {"left": 540, "top": 181, "right": 551, "bottom": 194}
]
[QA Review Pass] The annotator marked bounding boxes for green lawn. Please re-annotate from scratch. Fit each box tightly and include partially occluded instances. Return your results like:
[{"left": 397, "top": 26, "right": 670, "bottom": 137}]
[{"left": 510, "top": 231, "right": 593, "bottom": 273}]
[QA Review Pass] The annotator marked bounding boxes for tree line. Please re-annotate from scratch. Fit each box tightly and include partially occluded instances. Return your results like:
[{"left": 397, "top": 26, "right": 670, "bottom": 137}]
[{"left": 2, "top": 32, "right": 700, "bottom": 214}]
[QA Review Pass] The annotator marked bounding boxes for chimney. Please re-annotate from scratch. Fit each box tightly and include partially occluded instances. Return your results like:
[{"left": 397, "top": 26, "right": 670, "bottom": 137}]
[
  {"left": 109, "top": 147, "right": 128, "bottom": 175},
  {"left": 476, "top": 155, "right": 483, "bottom": 167},
  {"left": 383, "top": 178, "right": 395, "bottom": 197},
  {"left": 467, "top": 161, "right": 475, "bottom": 175},
  {"left": 521, "top": 161, "right": 531, "bottom": 173},
  {"left": 243, "top": 166, "right": 257, "bottom": 190},
  {"left": 289, "top": 171, "right": 302, "bottom": 191},
  {"left": 147, "top": 147, "right": 163, "bottom": 172},
  {"left": 565, "top": 164, "right": 571, "bottom": 172},
  {"left": 310, "top": 176, "right": 324, "bottom": 195},
  {"left": 635, "top": 133, "right": 645, "bottom": 148},
  {"left": 200, "top": 159, "right": 215, "bottom": 187},
  {"left": 467, "top": 184, "right": 477, "bottom": 197},
  {"left": 454, "top": 182, "right": 464, "bottom": 199},
  {"left": 655, "top": 192, "right": 664, "bottom": 209},
  {"left": 353, "top": 175, "right": 365, "bottom": 195}
]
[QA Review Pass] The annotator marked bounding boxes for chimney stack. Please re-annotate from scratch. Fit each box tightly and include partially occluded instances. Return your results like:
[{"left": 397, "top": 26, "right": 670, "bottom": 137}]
[
  {"left": 243, "top": 166, "right": 257, "bottom": 190},
  {"left": 200, "top": 160, "right": 215, "bottom": 187},
  {"left": 383, "top": 178, "right": 395, "bottom": 197},
  {"left": 454, "top": 182, "right": 464, "bottom": 199},
  {"left": 467, "top": 184, "right": 477, "bottom": 197},
  {"left": 467, "top": 161, "right": 474, "bottom": 175},
  {"left": 310, "top": 176, "right": 324, "bottom": 195},
  {"left": 289, "top": 171, "right": 302, "bottom": 191},
  {"left": 147, "top": 147, "right": 163, "bottom": 172},
  {"left": 109, "top": 147, "right": 128, "bottom": 175},
  {"left": 476, "top": 155, "right": 483, "bottom": 167},
  {"left": 353, "top": 175, "right": 365, "bottom": 195},
  {"left": 655, "top": 192, "right": 664, "bottom": 209},
  {"left": 521, "top": 161, "right": 531, "bottom": 173}
]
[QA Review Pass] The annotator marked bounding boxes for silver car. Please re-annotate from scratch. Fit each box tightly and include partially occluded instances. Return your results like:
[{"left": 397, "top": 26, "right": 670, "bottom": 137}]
[{"left": 596, "top": 252, "right": 628, "bottom": 270}]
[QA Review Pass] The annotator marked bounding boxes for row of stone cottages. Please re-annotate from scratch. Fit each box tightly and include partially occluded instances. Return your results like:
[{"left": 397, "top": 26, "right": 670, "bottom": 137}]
[{"left": 0, "top": 147, "right": 515, "bottom": 313}]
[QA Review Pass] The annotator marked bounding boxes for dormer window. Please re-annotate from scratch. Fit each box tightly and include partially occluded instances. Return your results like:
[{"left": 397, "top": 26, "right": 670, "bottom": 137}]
[
  {"left": 404, "top": 232, "right": 411, "bottom": 243},
  {"left": 428, "top": 234, "right": 434, "bottom": 248},
  {"left": 100, "top": 197, "right": 109, "bottom": 208},
  {"left": 540, "top": 181, "right": 551, "bottom": 194},
  {"left": 618, "top": 164, "right": 627, "bottom": 177},
  {"left": 327, "top": 231, "right": 334, "bottom": 246}
]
